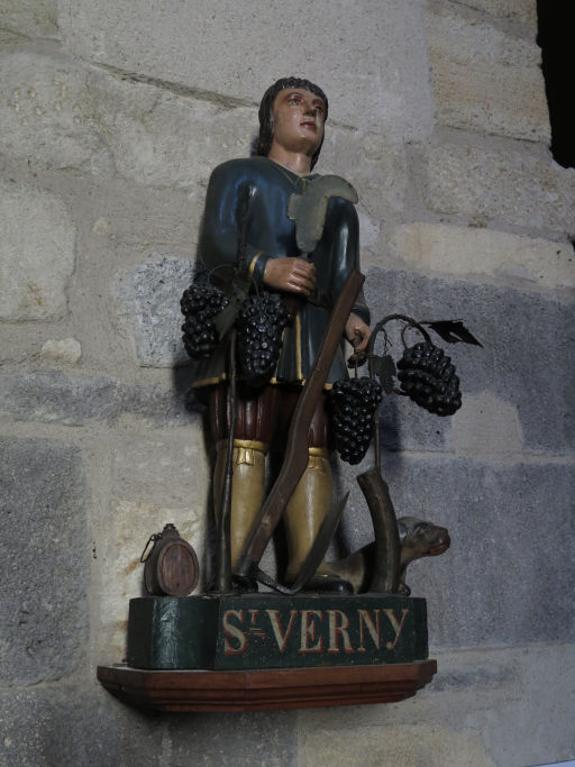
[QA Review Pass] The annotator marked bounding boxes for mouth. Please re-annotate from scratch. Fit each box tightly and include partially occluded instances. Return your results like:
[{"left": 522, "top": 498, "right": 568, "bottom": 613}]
[
  {"left": 428, "top": 536, "right": 451, "bottom": 556},
  {"left": 300, "top": 120, "right": 318, "bottom": 130}
]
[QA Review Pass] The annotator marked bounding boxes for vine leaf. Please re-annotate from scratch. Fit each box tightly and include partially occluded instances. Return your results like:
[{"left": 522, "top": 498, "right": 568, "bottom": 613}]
[
  {"left": 371, "top": 353, "right": 396, "bottom": 394},
  {"left": 423, "top": 320, "right": 483, "bottom": 347},
  {"left": 212, "top": 274, "right": 250, "bottom": 337}
]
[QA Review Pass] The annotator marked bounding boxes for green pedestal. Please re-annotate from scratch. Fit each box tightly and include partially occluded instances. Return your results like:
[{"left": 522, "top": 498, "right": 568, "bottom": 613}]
[{"left": 127, "top": 593, "right": 429, "bottom": 670}]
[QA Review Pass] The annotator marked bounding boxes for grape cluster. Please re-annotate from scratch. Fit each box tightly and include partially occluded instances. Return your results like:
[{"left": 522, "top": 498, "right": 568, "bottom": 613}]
[
  {"left": 329, "top": 377, "right": 383, "bottom": 464},
  {"left": 397, "top": 342, "right": 461, "bottom": 416},
  {"left": 236, "top": 292, "right": 289, "bottom": 386},
  {"left": 180, "top": 283, "right": 229, "bottom": 359}
]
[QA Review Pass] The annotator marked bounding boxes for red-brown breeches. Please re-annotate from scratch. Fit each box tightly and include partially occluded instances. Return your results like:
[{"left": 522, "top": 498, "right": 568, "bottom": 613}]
[{"left": 209, "top": 383, "right": 329, "bottom": 449}]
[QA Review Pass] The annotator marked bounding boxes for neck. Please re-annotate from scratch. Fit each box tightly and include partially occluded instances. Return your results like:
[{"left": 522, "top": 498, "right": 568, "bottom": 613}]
[{"left": 267, "top": 144, "right": 313, "bottom": 176}]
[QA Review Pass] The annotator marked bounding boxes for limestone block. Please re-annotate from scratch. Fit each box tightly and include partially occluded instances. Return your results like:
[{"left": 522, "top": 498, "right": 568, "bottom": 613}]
[
  {"left": 96, "top": 435, "right": 209, "bottom": 661},
  {"left": 468, "top": 0, "right": 538, "bottom": 27},
  {"left": 428, "top": 4, "right": 540, "bottom": 68},
  {"left": 58, "top": 0, "right": 434, "bottom": 139},
  {"left": 364, "top": 268, "right": 574, "bottom": 453},
  {"left": 89, "top": 56, "right": 404, "bottom": 197},
  {"left": 390, "top": 223, "right": 575, "bottom": 291},
  {"left": 0, "top": 0, "right": 58, "bottom": 39},
  {"left": 0, "top": 51, "right": 110, "bottom": 173},
  {"left": 430, "top": 57, "right": 548, "bottom": 141},
  {"left": 0, "top": 182, "right": 75, "bottom": 320},
  {"left": 0, "top": 28, "right": 24, "bottom": 46},
  {"left": 423, "top": 141, "right": 575, "bottom": 233},
  {"left": 86, "top": 180, "right": 195, "bottom": 250},
  {"left": 426, "top": 5, "right": 548, "bottom": 141},
  {"left": 1, "top": 47, "right": 394, "bottom": 198},
  {"left": 0, "top": 325, "right": 37, "bottom": 365},
  {"left": 300, "top": 723, "right": 494, "bottom": 767},
  {"left": 0, "top": 49, "right": 252, "bottom": 188},
  {"left": 321, "top": 130, "right": 408, "bottom": 224},
  {"left": 92, "top": 79, "right": 256, "bottom": 190},
  {"left": 40, "top": 337, "right": 82, "bottom": 365},
  {"left": 0, "top": 438, "right": 88, "bottom": 685},
  {"left": 115, "top": 255, "right": 191, "bottom": 367}
]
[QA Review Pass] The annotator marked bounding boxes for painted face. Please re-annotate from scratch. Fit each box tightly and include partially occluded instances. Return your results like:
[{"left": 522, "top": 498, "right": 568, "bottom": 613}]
[{"left": 270, "top": 88, "right": 326, "bottom": 156}]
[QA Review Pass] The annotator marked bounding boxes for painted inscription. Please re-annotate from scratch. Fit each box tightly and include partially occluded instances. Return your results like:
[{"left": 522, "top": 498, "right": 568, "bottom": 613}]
[{"left": 222, "top": 607, "right": 410, "bottom": 657}]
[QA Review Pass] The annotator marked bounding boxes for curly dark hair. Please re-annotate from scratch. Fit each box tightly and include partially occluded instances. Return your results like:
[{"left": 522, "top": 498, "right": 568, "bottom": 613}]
[{"left": 255, "top": 77, "right": 328, "bottom": 170}]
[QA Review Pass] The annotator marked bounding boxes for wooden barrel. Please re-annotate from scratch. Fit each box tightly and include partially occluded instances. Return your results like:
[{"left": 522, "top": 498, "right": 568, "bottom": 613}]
[{"left": 142, "top": 524, "right": 200, "bottom": 597}]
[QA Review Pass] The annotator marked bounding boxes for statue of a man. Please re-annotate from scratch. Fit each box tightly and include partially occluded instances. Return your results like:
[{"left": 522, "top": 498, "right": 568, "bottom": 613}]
[{"left": 191, "top": 77, "right": 371, "bottom": 587}]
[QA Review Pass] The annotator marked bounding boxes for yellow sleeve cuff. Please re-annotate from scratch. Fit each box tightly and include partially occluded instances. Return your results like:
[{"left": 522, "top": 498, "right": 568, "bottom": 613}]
[{"left": 248, "top": 251, "right": 264, "bottom": 277}]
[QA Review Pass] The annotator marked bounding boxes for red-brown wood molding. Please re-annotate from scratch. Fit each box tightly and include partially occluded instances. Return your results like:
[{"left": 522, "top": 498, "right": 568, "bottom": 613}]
[{"left": 97, "top": 660, "right": 437, "bottom": 712}]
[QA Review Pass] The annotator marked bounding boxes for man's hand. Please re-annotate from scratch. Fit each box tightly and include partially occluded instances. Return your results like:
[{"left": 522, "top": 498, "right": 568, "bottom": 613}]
[
  {"left": 263, "top": 257, "right": 316, "bottom": 297},
  {"left": 345, "top": 312, "right": 371, "bottom": 353}
]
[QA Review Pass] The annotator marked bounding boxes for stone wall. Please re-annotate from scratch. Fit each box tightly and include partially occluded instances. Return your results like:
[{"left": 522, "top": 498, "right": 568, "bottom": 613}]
[{"left": 1, "top": 1, "right": 573, "bottom": 765}]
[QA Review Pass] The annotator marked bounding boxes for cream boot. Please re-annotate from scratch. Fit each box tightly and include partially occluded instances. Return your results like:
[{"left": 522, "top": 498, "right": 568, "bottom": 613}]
[
  {"left": 283, "top": 447, "right": 333, "bottom": 584},
  {"left": 213, "top": 439, "right": 267, "bottom": 570}
]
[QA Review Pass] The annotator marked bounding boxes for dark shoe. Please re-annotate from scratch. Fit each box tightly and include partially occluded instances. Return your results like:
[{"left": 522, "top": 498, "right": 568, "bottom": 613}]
[
  {"left": 232, "top": 574, "right": 259, "bottom": 594},
  {"left": 302, "top": 574, "right": 353, "bottom": 594}
]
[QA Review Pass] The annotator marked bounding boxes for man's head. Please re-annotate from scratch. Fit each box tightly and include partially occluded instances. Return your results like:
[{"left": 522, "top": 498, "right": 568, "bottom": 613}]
[{"left": 256, "top": 77, "right": 328, "bottom": 169}]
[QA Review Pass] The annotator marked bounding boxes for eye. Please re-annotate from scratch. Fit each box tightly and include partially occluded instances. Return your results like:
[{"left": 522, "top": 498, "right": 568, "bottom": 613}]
[{"left": 414, "top": 523, "right": 428, "bottom": 535}]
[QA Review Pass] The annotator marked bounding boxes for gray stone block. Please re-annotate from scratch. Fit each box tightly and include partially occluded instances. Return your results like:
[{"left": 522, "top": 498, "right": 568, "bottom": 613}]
[
  {"left": 365, "top": 455, "right": 575, "bottom": 649},
  {"left": 0, "top": 181, "right": 76, "bottom": 320},
  {"left": 127, "top": 379, "right": 202, "bottom": 425},
  {"left": 422, "top": 140, "right": 575, "bottom": 234},
  {"left": 365, "top": 268, "right": 575, "bottom": 453},
  {"left": 377, "top": 394, "right": 447, "bottom": 453},
  {"left": 0, "top": 682, "right": 297, "bottom": 767},
  {"left": 0, "top": 371, "right": 122, "bottom": 425},
  {"left": 0, "top": 370, "right": 201, "bottom": 426},
  {"left": 116, "top": 255, "right": 193, "bottom": 367},
  {"left": 448, "top": 391, "right": 524, "bottom": 457},
  {"left": 0, "top": 685, "right": 163, "bottom": 767},
  {"left": 58, "top": 0, "right": 433, "bottom": 139},
  {"left": 0, "top": 438, "right": 88, "bottom": 685},
  {"left": 298, "top": 644, "right": 575, "bottom": 766}
]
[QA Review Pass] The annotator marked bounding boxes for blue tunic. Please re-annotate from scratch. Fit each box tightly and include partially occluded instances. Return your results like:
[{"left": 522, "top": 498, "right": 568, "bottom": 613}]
[{"left": 191, "top": 156, "right": 369, "bottom": 388}]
